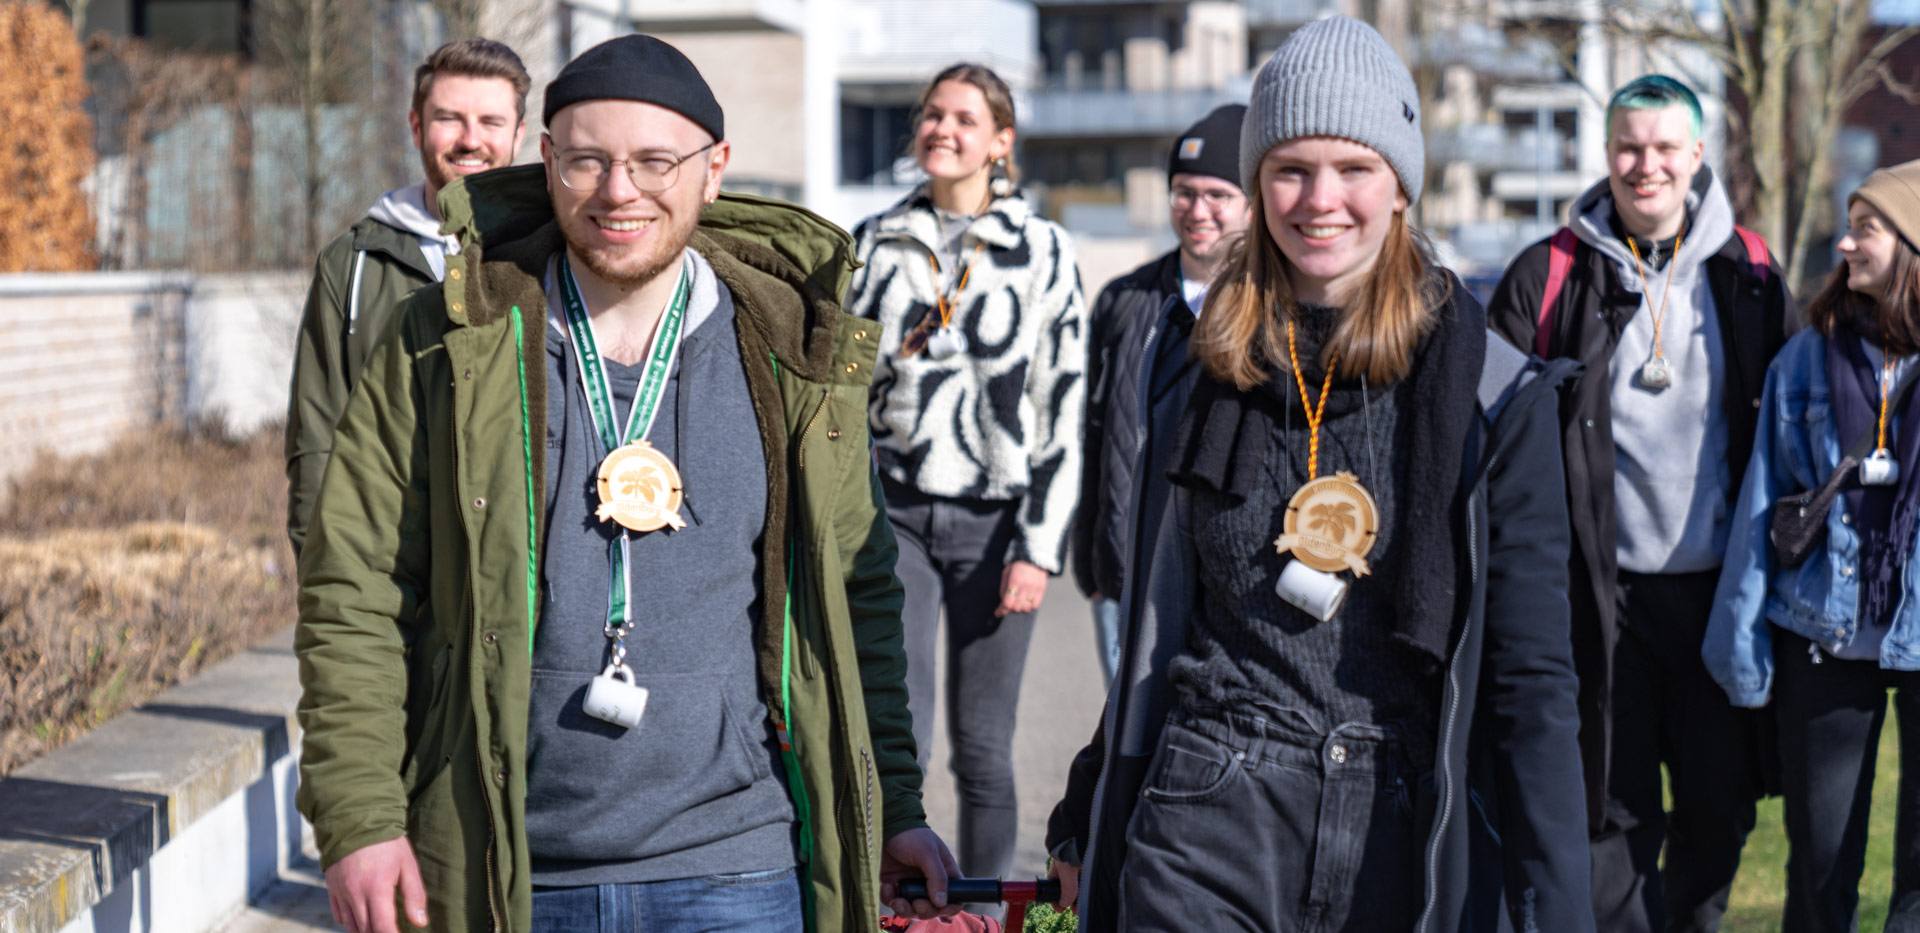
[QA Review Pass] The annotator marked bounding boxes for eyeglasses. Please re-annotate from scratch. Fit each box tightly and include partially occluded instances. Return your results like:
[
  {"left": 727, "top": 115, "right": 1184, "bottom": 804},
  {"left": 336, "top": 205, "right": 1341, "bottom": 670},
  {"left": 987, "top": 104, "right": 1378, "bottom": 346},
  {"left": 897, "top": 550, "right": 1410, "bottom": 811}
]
[
  {"left": 549, "top": 136, "right": 716, "bottom": 193},
  {"left": 1170, "top": 187, "right": 1243, "bottom": 211}
]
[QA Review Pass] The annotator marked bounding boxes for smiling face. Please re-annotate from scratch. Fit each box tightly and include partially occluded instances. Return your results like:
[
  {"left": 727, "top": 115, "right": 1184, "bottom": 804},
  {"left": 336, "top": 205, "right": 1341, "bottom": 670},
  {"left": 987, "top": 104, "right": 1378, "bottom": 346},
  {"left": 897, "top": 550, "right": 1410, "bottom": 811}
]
[
  {"left": 409, "top": 74, "right": 525, "bottom": 202},
  {"left": 1257, "top": 136, "right": 1408, "bottom": 305},
  {"left": 1839, "top": 200, "right": 1904, "bottom": 300},
  {"left": 542, "top": 99, "right": 729, "bottom": 288},
  {"left": 1606, "top": 105, "right": 1704, "bottom": 240},
  {"left": 1169, "top": 172, "right": 1250, "bottom": 267},
  {"left": 912, "top": 79, "right": 1012, "bottom": 186}
]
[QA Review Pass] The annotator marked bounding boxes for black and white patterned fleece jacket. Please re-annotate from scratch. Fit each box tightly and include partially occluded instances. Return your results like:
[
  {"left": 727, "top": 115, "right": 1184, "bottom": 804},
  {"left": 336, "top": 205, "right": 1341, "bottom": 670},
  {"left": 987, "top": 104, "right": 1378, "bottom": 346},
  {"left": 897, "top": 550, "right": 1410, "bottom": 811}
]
[{"left": 848, "top": 189, "right": 1088, "bottom": 574}]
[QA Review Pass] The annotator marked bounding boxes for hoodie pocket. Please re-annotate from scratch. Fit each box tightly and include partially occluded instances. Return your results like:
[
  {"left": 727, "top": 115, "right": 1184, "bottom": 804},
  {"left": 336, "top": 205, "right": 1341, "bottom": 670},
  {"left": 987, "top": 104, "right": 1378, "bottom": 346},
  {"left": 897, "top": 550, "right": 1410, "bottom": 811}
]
[{"left": 523, "top": 669, "right": 774, "bottom": 861}]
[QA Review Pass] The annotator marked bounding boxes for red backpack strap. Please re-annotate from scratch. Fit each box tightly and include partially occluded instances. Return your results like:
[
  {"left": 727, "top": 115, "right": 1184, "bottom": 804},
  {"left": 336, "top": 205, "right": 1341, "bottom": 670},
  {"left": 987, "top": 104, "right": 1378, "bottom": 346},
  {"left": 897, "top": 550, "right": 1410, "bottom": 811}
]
[
  {"left": 1734, "top": 225, "right": 1773, "bottom": 283},
  {"left": 1535, "top": 227, "right": 1579, "bottom": 357}
]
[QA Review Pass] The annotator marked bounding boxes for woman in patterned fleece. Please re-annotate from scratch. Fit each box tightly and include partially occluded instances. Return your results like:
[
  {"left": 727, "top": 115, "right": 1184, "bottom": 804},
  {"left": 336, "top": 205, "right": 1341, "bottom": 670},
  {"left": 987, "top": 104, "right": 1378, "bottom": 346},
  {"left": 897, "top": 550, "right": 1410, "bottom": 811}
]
[{"left": 845, "top": 62, "right": 1086, "bottom": 885}]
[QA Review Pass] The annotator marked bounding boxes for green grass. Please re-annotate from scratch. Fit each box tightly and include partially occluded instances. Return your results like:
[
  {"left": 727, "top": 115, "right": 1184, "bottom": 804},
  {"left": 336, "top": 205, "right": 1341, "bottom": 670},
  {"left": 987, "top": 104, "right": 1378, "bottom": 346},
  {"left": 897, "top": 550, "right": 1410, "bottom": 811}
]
[{"left": 1725, "top": 719, "right": 1900, "bottom": 931}]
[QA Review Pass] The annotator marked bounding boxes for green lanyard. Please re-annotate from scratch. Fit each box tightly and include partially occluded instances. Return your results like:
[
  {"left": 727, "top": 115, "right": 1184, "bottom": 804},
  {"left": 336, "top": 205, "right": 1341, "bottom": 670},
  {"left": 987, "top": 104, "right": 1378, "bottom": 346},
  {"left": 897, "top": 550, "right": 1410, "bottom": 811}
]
[{"left": 557, "top": 252, "right": 692, "bottom": 645}]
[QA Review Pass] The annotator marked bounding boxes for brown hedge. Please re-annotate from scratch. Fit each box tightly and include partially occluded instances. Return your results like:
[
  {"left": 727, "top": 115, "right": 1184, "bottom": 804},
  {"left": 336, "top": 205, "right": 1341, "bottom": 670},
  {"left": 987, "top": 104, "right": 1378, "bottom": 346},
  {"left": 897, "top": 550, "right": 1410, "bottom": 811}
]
[{"left": 0, "top": 3, "right": 97, "bottom": 272}]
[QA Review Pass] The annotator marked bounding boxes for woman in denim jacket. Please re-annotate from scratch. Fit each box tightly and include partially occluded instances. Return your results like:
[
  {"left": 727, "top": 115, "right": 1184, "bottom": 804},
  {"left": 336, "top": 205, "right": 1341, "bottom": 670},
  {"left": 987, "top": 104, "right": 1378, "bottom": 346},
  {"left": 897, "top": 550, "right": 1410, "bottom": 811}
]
[{"left": 1705, "top": 159, "right": 1920, "bottom": 932}]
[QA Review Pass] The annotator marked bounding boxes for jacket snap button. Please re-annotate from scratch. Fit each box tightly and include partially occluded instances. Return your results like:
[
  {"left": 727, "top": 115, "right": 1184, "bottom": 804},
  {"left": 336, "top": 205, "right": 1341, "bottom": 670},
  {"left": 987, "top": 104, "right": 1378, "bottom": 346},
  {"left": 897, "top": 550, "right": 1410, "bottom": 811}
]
[
  {"left": 463, "top": 369, "right": 473, "bottom": 381},
  {"left": 472, "top": 497, "right": 487, "bottom": 510},
  {"left": 828, "top": 429, "right": 842, "bottom": 441},
  {"left": 1842, "top": 513, "right": 1852, "bottom": 526},
  {"left": 855, "top": 330, "right": 868, "bottom": 341},
  {"left": 1584, "top": 419, "right": 1596, "bottom": 428},
  {"left": 845, "top": 362, "right": 858, "bottom": 374},
  {"left": 449, "top": 267, "right": 462, "bottom": 281},
  {"left": 1752, "top": 398, "right": 1762, "bottom": 409},
  {"left": 484, "top": 632, "right": 498, "bottom": 645},
  {"left": 1843, "top": 565, "right": 1855, "bottom": 577},
  {"left": 494, "top": 769, "right": 507, "bottom": 785},
  {"left": 1329, "top": 744, "right": 1349, "bottom": 764}
]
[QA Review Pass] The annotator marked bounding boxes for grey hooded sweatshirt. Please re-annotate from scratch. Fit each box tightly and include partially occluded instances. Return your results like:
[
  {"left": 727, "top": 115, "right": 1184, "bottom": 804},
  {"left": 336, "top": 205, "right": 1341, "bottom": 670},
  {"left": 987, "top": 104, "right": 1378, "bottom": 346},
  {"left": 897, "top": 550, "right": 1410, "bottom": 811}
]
[{"left": 1568, "top": 171, "right": 1735, "bottom": 574}]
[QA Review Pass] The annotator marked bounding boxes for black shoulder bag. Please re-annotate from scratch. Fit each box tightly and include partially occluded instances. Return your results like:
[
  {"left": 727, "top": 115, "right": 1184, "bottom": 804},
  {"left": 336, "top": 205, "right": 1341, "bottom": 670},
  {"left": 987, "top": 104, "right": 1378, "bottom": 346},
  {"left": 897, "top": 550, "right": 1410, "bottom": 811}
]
[{"left": 1770, "top": 363, "right": 1920, "bottom": 567}]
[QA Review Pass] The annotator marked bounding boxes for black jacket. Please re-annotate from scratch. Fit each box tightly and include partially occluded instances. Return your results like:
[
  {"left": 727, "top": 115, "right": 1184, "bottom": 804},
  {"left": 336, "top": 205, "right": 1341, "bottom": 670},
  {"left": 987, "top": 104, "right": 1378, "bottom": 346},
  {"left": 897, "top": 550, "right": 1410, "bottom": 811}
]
[
  {"left": 1049, "top": 289, "right": 1594, "bottom": 933},
  {"left": 1486, "top": 193, "right": 1794, "bottom": 830},
  {"left": 1072, "top": 250, "right": 1185, "bottom": 598}
]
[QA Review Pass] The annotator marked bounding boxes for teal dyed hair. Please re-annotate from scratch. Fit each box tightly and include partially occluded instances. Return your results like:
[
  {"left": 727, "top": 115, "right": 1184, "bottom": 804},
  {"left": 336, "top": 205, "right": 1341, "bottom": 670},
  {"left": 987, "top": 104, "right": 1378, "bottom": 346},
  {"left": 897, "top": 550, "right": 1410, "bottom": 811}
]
[{"left": 1606, "top": 75, "right": 1704, "bottom": 140}]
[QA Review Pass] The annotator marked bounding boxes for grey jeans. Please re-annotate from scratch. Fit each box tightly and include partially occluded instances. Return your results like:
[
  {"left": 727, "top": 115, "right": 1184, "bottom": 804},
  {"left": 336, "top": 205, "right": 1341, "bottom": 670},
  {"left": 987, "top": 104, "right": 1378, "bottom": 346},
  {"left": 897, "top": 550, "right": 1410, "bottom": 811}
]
[{"left": 883, "top": 477, "right": 1037, "bottom": 880}]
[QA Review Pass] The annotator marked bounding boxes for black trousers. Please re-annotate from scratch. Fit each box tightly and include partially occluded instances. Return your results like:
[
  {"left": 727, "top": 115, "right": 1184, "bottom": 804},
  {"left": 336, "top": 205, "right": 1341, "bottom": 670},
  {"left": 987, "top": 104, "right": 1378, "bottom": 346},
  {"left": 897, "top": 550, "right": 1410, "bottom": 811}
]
[
  {"left": 1592, "top": 570, "right": 1760, "bottom": 933},
  {"left": 884, "top": 478, "right": 1036, "bottom": 883},
  {"left": 1773, "top": 628, "right": 1920, "bottom": 933},
  {"left": 1118, "top": 705, "right": 1425, "bottom": 932}
]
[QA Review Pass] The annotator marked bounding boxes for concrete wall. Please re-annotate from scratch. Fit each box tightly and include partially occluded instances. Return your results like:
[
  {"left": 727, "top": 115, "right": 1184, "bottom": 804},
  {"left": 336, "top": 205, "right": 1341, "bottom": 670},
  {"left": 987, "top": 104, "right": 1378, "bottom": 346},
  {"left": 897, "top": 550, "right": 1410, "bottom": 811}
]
[{"left": 0, "top": 273, "right": 303, "bottom": 488}]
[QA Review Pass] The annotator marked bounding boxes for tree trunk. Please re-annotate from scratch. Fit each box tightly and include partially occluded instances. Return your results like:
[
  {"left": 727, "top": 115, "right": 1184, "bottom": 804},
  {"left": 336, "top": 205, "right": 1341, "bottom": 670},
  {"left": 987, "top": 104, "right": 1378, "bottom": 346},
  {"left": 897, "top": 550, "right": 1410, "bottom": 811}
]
[{"left": 302, "top": 0, "right": 324, "bottom": 261}]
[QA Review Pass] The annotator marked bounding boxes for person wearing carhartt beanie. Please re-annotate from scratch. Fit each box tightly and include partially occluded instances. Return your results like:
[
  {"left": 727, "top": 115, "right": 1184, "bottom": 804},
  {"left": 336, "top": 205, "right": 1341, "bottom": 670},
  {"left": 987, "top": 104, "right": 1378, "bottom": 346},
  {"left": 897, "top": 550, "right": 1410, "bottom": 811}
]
[
  {"left": 1853, "top": 159, "right": 1920, "bottom": 249},
  {"left": 1240, "top": 15, "right": 1423, "bottom": 201},
  {"left": 1168, "top": 104, "right": 1246, "bottom": 185}
]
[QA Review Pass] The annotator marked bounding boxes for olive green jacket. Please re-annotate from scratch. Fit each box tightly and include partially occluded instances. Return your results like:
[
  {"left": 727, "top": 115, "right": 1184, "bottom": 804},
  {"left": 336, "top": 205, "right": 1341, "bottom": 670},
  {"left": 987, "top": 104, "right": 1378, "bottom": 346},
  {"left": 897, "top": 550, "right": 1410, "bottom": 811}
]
[
  {"left": 284, "top": 215, "right": 437, "bottom": 553},
  {"left": 295, "top": 164, "right": 926, "bottom": 932}
]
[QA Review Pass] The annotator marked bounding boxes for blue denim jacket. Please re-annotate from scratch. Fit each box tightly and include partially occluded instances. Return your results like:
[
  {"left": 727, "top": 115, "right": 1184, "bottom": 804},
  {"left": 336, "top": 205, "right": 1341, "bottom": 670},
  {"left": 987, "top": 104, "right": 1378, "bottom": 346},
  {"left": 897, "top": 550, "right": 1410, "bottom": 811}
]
[{"left": 1704, "top": 328, "right": 1920, "bottom": 707}]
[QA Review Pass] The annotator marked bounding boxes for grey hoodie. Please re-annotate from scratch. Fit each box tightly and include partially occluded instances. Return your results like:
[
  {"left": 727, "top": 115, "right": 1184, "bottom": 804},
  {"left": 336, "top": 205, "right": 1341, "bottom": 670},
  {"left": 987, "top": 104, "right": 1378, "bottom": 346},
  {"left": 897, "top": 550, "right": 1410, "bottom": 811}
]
[
  {"left": 1568, "top": 169, "right": 1735, "bottom": 574},
  {"left": 366, "top": 183, "right": 460, "bottom": 280}
]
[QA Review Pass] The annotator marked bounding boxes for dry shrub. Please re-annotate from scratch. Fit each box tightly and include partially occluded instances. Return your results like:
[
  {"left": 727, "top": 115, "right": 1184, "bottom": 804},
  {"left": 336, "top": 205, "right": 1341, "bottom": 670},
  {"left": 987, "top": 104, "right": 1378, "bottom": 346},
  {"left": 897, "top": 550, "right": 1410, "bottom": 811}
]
[
  {"left": 0, "top": 426, "right": 293, "bottom": 774},
  {"left": 0, "top": 2, "right": 96, "bottom": 271}
]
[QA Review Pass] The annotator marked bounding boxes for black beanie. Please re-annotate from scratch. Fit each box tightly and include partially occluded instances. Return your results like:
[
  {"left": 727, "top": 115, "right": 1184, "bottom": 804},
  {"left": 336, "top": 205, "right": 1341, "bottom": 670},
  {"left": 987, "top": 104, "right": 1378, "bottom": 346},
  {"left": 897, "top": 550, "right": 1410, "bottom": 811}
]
[
  {"left": 1167, "top": 103, "right": 1246, "bottom": 188},
  {"left": 543, "top": 35, "right": 725, "bottom": 141}
]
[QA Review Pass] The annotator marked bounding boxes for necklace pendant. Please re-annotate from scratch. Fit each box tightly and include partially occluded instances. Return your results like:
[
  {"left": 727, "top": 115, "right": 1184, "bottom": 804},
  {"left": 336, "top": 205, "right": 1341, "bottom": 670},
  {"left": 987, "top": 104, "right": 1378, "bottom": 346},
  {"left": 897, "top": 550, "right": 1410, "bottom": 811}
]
[
  {"left": 595, "top": 441, "right": 687, "bottom": 533},
  {"left": 1863, "top": 448, "right": 1901, "bottom": 486},
  {"left": 1638, "top": 357, "right": 1673, "bottom": 390}
]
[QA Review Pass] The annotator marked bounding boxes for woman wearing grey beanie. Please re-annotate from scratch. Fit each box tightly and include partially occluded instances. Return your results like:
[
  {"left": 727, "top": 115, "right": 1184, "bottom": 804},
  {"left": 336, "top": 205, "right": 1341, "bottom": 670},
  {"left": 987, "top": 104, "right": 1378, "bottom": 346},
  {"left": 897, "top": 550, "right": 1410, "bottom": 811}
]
[{"left": 1044, "top": 16, "right": 1593, "bottom": 932}]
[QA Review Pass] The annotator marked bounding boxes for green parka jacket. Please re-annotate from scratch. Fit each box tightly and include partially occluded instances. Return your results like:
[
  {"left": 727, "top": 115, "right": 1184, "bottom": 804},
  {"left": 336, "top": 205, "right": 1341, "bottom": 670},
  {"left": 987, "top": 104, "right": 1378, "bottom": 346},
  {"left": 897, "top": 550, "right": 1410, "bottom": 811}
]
[{"left": 295, "top": 164, "right": 926, "bottom": 933}]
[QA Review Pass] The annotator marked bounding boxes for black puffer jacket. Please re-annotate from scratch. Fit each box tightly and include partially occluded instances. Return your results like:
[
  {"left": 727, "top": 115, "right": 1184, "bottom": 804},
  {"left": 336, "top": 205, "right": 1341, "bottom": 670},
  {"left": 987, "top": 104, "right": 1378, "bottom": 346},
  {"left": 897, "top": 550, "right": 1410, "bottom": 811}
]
[
  {"left": 1071, "top": 250, "right": 1184, "bottom": 598},
  {"left": 1050, "top": 289, "right": 1593, "bottom": 933}
]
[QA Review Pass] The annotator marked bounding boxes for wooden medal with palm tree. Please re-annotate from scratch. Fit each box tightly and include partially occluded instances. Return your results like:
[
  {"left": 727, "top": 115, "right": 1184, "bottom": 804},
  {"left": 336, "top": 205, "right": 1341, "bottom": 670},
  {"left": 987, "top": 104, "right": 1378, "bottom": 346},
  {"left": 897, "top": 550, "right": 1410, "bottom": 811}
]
[
  {"left": 595, "top": 441, "right": 687, "bottom": 533},
  {"left": 1274, "top": 471, "right": 1378, "bottom": 575},
  {"left": 1272, "top": 320, "right": 1379, "bottom": 577}
]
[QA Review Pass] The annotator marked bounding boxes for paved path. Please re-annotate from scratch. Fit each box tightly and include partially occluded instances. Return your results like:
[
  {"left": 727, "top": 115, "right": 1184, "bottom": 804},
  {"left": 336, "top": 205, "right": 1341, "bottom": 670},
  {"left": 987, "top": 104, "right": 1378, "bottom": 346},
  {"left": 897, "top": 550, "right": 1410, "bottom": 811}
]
[{"left": 222, "top": 587, "right": 1107, "bottom": 930}]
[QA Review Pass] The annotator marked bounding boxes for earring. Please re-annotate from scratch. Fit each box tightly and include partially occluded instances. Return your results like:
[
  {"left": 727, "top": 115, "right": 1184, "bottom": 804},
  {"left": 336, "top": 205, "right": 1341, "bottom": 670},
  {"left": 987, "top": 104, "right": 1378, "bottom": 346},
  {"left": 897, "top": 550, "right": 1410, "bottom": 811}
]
[{"left": 988, "top": 157, "right": 1013, "bottom": 199}]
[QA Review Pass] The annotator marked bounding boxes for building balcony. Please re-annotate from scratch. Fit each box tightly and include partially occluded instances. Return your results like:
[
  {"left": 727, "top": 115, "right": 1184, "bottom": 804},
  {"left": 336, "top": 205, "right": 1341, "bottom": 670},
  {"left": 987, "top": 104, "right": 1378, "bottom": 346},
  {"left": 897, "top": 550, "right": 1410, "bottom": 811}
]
[
  {"left": 1429, "top": 124, "right": 1575, "bottom": 174},
  {"left": 1246, "top": 0, "right": 1339, "bottom": 28},
  {"left": 622, "top": 0, "right": 808, "bottom": 32},
  {"left": 1489, "top": 170, "right": 1589, "bottom": 201},
  {"left": 1025, "top": 79, "right": 1253, "bottom": 138}
]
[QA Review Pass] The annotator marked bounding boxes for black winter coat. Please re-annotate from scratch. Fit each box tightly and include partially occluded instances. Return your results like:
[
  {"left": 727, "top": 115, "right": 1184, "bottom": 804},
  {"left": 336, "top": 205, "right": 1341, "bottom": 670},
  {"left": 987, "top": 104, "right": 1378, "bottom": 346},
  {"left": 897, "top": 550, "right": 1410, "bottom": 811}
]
[
  {"left": 1487, "top": 227, "right": 1794, "bottom": 830},
  {"left": 1072, "top": 251, "right": 1185, "bottom": 598},
  {"left": 1049, "top": 290, "right": 1594, "bottom": 933}
]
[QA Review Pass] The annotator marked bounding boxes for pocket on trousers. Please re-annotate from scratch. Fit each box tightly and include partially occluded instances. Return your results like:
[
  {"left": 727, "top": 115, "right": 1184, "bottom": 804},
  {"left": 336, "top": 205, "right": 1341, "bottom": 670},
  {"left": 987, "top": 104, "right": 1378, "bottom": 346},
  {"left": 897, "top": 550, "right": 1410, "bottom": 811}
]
[
  {"left": 704, "top": 867, "right": 796, "bottom": 886},
  {"left": 1140, "top": 721, "right": 1242, "bottom": 803}
]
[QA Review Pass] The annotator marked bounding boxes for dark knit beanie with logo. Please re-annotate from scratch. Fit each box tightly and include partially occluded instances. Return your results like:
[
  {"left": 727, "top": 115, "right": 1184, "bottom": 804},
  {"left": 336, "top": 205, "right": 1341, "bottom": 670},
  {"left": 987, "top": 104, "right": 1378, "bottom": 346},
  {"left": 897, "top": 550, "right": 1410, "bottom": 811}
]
[
  {"left": 543, "top": 34, "right": 725, "bottom": 141},
  {"left": 1168, "top": 104, "right": 1248, "bottom": 188},
  {"left": 1853, "top": 159, "right": 1920, "bottom": 251},
  {"left": 1240, "top": 15, "right": 1423, "bottom": 202}
]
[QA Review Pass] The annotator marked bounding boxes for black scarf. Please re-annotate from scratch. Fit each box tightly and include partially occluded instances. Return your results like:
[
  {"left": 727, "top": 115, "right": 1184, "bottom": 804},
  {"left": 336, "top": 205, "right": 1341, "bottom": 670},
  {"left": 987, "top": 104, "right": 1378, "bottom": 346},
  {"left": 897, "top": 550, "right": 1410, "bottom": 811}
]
[
  {"left": 1167, "top": 282, "right": 1486, "bottom": 664},
  {"left": 1829, "top": 327, "right": 1920, "bottom": 630}
]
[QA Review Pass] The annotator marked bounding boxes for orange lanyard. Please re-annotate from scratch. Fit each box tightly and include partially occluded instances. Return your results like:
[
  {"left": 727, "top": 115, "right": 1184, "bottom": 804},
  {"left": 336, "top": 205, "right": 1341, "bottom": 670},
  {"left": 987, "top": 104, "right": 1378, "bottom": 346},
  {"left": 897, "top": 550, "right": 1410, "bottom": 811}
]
[
  {"left": 1626, "top": 230, "right": 1686, "bottom": 362},
  {"left": 1286, "top": 321, "right": 1337, "bottom": 481},
  {"left": 927, "top": 243, "right": 984, "bottom": 329}
]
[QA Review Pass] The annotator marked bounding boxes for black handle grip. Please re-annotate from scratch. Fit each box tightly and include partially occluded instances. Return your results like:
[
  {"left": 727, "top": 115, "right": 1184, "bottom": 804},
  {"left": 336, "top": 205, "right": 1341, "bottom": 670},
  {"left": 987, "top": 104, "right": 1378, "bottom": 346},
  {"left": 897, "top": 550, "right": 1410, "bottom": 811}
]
[{"left": 894, "top": 877, "right": 1063, "bottom": 904}]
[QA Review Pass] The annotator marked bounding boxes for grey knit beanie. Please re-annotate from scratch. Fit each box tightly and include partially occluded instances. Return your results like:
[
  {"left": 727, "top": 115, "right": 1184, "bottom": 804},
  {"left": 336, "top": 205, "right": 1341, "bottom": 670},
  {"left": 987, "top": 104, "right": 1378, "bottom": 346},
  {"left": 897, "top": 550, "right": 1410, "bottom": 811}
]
[{"left": 1241, "top": 15, "right": 1424, "bottom": 203}]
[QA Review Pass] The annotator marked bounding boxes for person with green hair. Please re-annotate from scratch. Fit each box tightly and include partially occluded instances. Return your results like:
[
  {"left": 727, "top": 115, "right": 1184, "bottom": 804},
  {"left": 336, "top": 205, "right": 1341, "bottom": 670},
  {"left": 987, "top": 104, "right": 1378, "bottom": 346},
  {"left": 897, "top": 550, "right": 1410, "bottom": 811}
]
[{"left": 1490, "top": 73, "right": 1797, "bottom": 932}]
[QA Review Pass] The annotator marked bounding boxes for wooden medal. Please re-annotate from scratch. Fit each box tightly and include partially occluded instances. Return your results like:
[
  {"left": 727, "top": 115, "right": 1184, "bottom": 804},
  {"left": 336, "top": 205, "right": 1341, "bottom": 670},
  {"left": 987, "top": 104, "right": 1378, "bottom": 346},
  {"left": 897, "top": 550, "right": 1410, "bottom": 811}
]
[
  {"left": 595, "top": 441, "right": 686, "bottom": 533},
  {"left": 1273, "top": 471, "right": 1379, "bottom": 576}
]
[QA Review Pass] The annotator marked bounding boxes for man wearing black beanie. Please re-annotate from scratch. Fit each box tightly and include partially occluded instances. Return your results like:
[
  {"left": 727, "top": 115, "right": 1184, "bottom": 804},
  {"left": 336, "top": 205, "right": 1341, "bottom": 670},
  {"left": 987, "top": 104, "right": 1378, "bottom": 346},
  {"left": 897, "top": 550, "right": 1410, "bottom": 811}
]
[
  {"left": 298, "top": 33, "right": 956, "bottom": 933},
  {"left": 1067, "top": 104, "right": 1250, "bottom": 686}
]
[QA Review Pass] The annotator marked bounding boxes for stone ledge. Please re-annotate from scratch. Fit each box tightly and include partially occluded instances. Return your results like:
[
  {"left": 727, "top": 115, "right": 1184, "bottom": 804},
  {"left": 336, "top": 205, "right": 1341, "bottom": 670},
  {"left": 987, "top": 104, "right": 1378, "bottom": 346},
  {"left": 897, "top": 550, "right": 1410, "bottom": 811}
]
[{"left": 0, "top": 629, "right": 302, "bottom": 933}]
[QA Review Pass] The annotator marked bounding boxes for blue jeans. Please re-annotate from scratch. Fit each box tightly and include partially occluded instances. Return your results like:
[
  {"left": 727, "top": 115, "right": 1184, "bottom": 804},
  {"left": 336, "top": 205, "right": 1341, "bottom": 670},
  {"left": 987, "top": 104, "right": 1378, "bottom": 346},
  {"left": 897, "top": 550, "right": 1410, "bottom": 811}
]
[
  {"left": 530, "top": 868, "right": 803, "bottom": 932},
  {"left": 1091, "top": 596, "right": 1121, "bottom": 685}
]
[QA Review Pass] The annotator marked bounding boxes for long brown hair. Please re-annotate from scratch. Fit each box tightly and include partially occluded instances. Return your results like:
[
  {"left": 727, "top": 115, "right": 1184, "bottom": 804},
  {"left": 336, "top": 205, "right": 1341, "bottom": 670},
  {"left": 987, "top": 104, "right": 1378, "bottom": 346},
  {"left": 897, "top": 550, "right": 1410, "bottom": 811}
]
[
  {"left": 1192, "top": 201, "right": 1447, "bottom": 388},
  {"left": 913, "top": 63, "right": 1020, "bottom": 183},
  {"left": 1805, "top": 234, "right": 1920, "bottom": 356}
]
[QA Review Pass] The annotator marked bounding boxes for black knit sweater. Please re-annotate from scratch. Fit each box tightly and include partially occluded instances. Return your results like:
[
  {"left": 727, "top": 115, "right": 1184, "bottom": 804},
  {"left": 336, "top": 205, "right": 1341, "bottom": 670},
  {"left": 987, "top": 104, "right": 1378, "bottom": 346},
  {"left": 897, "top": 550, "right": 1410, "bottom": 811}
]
[{"left": 1166, "top": 305, "right": 1439, "bottom": 766}]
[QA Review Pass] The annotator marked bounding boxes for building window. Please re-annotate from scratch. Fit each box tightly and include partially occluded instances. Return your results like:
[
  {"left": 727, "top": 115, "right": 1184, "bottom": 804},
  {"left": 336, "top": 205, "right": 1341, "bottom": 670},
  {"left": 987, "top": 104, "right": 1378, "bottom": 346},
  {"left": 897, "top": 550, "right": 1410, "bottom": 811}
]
[
  {"left": 134, "top": 0, "right": 251, "bottom": 55},
  {"left": 841, "top": 101, "right": 916, "bottom": 186}
]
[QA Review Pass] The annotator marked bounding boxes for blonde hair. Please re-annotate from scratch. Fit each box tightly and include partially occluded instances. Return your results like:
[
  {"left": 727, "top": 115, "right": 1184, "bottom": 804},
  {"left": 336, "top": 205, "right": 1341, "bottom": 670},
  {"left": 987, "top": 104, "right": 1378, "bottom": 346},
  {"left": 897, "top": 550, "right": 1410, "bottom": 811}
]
[{"left": 1192, "top": 205, "right": 1447, "bottom": 388}]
